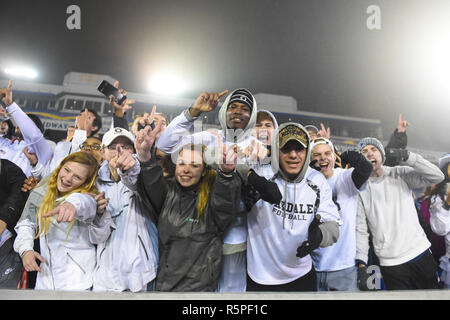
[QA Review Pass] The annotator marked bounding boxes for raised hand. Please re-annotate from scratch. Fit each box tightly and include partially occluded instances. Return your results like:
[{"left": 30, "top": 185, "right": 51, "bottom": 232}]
[
  {"left": 135, "top": 120, "right": 164, "bottom": 162},
  {"left": 0, "top": 80, "right": 13, "bottom": 107},
  {"left": 189, "top": 90, "right": 228, "bottom": 117},
  {"left": 23, "top": 146, "right": 38, "bottom": 166},
  {"left": 397, "top": 114, "right": 410, "bottom": 133},
  {"left": 110, "top": 145, "right": 136, "bottom": 172},
  {"left": 43, "top": 202, "right": 77, "bottom": 223},
  {"left": 0, "top": 105, "right": 7, "bottom": 118},
  {"left": 318, "top": 123, "right": 331, "bottom": 139},
  {"left": 215, "top": 133, "right": 237, "bottom": 173},
  {"left": 110, "top": 81, "right": 135, "bottom": 117},
  {"left": 75, "top": 109, "right": 95, "bottom": 136},
  {"left": 245, "top": 139, "right": 269, "bottom": 164},
  {"left": 93, "top": 191, "right": 109, "bottom": 215},
  {"left": 138, "top": 105, "right": 157, "bottom": 130}
]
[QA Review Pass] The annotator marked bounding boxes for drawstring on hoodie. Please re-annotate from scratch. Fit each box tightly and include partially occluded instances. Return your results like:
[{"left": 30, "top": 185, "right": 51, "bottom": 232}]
[
  {"left": 281, "top": 180, "right": 298, "bottom": 230},
  {"left": 291, "top": 183, "right": 296, "bottom": 230},
  {"left": 282, "top": 179, "right": 288, "bottom": 230}
]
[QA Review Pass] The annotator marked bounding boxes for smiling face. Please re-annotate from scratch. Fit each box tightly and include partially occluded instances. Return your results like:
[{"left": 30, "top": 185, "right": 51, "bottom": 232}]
[
  {"left": 311, "top": 143, "right": 335, "bottom": 178},
  {"left": 80, "top": 137, "right": 103, "bottom": 164},
  {"left": 279, "top": 140, "right": 307, "bottom": 178},
  {"left": 226, "top": 102, "right": 251, "bottom": 130},
  {"left": 56, "top": 161, "right": 91, "bottom": 194},
  {"left": 255, "top": 119, "right": 275, "bottom": 145},
  {"left": 175, "top": 148, "right": 205, "bottom": 188},
  {"left": 361, "top": 144, "right": 384, "bottom": 176}
]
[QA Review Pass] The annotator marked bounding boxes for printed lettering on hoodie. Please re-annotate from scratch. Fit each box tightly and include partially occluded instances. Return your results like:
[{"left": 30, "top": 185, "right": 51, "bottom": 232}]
[{"left": 272, "top": 201, "right": 314, "bottom": 221}]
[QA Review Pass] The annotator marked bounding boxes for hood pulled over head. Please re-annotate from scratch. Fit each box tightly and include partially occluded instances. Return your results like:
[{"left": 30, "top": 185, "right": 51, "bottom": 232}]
[
  {"left": 271, "top": 122, "right": 311, "bottom": 183},
  {"left": 218, "top": 88, "right": 257, "bottom": 143}
]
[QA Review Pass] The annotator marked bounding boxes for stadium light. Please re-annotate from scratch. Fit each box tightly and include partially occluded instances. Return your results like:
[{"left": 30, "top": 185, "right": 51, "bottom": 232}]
[
  {"left": 4, "top": 66, "right": 38, "bottom": 79},
  {"left": 149, "top": 70, "right": 186, "bottom": 96}
]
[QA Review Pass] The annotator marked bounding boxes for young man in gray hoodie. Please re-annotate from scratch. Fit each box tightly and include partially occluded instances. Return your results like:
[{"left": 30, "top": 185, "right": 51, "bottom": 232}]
[{"left": 356, "top": 137, "right": 444, "bottom": 290}]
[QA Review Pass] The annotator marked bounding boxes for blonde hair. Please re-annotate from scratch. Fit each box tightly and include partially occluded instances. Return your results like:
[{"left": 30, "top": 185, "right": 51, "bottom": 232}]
[
  {"left": 35, "top": 152, "right": 99, "bottom": 239},
  {"left": 178, "top": 144, "right": 216, "bottom": 219}
]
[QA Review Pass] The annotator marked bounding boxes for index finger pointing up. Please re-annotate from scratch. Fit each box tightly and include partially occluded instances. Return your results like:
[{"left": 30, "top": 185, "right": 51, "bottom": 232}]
[{"left": 218, "top": 90, "right": 229, "bottom": 99}]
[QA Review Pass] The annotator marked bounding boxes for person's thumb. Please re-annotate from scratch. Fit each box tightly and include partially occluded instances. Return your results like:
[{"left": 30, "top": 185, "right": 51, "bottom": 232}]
[{"left": 35, "top": 252, "right": 46, "bottom": 264}]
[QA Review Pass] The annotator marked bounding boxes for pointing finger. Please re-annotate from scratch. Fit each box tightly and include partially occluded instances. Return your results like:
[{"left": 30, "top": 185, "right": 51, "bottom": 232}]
[{"left": 218, "top": 90, "right": 228, "bottom": 98}]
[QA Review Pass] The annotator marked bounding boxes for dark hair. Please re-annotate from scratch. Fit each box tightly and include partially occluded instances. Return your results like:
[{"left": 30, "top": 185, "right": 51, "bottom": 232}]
[
  {"left": 81, "top": 108, "right": 102, "bottom": 136},
  {"left": 27, "top": 114, "right": 45, "bottom": 134},
  {"left": 2, "top": 119, "right": 15, "bottom": 140}
]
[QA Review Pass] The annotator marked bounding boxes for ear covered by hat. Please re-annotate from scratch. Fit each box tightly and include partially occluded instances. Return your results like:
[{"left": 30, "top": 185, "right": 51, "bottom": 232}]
[{"left": 228, "top": 89, "right": 254, "bottom": 111}]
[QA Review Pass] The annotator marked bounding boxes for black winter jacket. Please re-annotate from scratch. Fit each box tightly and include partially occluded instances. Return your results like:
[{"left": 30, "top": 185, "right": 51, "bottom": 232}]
[
  {"left": 0, "top": 159, "right": 29, "bottom": 235},
  {"left": 136, "top": 159, "right": 241, "bottom": 292}
]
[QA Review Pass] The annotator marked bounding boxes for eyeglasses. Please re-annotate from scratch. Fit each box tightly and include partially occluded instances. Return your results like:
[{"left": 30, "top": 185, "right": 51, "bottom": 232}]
[
  {"left": 80, "top": 143, "right": 102, "bottom": 151},
  {"left": 106, "top": 144, "right": 134, "bottom": 151}
]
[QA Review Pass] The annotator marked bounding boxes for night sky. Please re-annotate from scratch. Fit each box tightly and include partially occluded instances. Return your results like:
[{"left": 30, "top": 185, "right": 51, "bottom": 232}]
[{"left": 2, "top": 0, "right": 450, "bottom": 151}]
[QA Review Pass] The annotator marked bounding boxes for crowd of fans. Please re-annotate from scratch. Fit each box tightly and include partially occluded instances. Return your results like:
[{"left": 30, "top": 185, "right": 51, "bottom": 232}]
[{"left": 0, "top": 80, "right": 449, "bottom": 292}]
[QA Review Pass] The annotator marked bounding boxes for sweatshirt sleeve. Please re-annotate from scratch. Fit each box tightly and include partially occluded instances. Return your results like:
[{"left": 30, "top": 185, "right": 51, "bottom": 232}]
[
  {"left": 30, "top": 161, "right": 45, "bottom": 179},
  {"left": 356, "top": 194, "right": 370, "bottom": 265},
  {"left": 6, "top": 102, "right": 53, "bottom": 166},
  {"left": 429, "top": 196, "right": 450, "bottom": 236},
  {"left": 118, "top": 155, "right": 141, "bottom": 192},
  {"left": 13, "top": 193, "right": 40, "bottom": 257},
  {"left": 113, "top": 113, "right": 130, "bottom": 131},
  {"left": 63, "top": 193, "right": 97, "bottom": 224},
  {"left": 88, "top": 210, "right": 113, "bottom": 245},
  {"left": 70, "top": 129, "right": 87, "bottom": 153},
  {"left": 136, "top": 158, "right": 168, "bottom": 217},
  {"left": 312, "top": 174, "right": 340, "bottom": 247},
  {"left": 156, "top": 109, "right": 195, "bottom": 154},
  {"left": 399, "top": 152, "right": 445, "bottom": 190}
]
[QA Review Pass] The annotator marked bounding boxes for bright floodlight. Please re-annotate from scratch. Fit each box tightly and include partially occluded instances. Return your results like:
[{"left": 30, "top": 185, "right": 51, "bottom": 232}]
[
  {"left": 149, "top": 71, "right": 186, "bottom": 96},
  {"left": 4, "top": 67, "right": 38, "bottom": 79}
]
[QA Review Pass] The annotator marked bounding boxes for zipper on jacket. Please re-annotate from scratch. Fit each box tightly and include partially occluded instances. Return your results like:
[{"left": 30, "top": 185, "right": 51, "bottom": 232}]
[
  {"left": 45, "top": 234, "right": 56, "bottom": 290},
  {"left": 138, "top": 235, "right": 149, "bottom": 261},
  {"left": 67, "top": 252, "right": 86, "bottom": 274}
]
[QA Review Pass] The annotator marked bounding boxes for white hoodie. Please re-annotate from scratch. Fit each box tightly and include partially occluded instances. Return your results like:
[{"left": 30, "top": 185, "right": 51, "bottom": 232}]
[{"left": 247, "top": 122, "right": 340, "bottom": 285}]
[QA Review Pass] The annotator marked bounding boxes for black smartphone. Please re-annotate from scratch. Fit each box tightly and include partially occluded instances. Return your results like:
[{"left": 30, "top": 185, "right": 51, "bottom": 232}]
[{"left": 97, "top": 80, "right": 127, "bottom": 105}]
